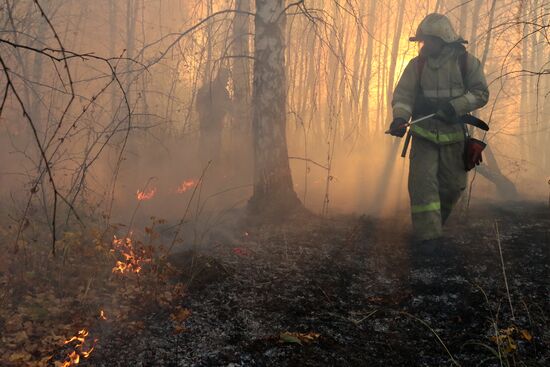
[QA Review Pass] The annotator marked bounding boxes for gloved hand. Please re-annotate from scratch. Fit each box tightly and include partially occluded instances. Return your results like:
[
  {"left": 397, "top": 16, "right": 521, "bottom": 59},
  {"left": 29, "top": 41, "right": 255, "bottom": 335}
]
[
  {"left": 389, "top": 117, "right": 408, "bottom": 137},
  {"left": 434, "top": 101, "right": 458, "bottom": 124},
  {"left": 464, "top": 138, "right": 486, "bottom": 171}
]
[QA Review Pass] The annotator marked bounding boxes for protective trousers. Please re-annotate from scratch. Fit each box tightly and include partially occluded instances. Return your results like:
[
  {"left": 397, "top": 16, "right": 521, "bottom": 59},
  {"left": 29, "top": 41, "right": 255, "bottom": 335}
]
[{"left": 408, "top": 136, "right": 467, "bottom": 241}]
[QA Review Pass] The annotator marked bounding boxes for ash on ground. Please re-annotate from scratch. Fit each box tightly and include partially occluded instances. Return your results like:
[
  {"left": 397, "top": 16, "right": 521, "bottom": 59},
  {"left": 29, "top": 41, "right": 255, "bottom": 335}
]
[{"left": 93, "top": 202, "right": 549, "bottom": 367}]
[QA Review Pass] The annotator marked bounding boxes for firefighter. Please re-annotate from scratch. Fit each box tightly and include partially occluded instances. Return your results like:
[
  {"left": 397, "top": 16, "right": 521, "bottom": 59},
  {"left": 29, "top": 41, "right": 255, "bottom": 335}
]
[
  {"left": 388, "top": 13, "right": 489, "bottom": 242},
  {"left": 196, "top": 67, "right": 231, "bottom": 165}
]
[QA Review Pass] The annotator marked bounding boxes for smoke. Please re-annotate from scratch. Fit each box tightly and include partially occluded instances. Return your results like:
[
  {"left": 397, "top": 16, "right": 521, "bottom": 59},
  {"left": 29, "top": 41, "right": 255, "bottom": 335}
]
[{"left": 0, "top": 0, "right": 548, "bottom": 245}]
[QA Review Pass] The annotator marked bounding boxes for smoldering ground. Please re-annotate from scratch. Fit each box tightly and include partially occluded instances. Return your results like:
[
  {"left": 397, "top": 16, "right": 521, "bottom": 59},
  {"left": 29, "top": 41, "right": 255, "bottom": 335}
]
[{"left": 73, "top": 202, "right": 548, "bottom": 366}]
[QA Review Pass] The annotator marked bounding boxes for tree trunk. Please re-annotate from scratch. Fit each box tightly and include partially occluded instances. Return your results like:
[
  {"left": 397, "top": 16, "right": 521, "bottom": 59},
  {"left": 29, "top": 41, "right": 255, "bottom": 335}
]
[
  {"left": 349, "top": 1, "right": 365, "bottom": 130},
  {"left": 125, "top": 0, "right": 138, "bottom": 104},
  {"left": 477, "top": 146, "right": 519, "bottom": 199},
  {"left": 232, "top": 0, "right": 251, "bottom": 114},
  {"left": 359, "top": 0, "right": 377, "bottom": 129},
  {"left": 385, "top": 0, "right": 406, "bottom": 124},
  {"left": 468, "top": 0, "right": 518, "bottom": 201},
  {"left": 229, "top": 0, "right": 252, "bottom": 168},
  {"left": 528, "top": 0, "right": 540, "bottom": 162},
  {"left": 370, "top": 1, "right": 406, "bottom": 212},
  {"left": 109, "top": 0, "right": 118, "bottom": 116},
  {"left": 205, "top": 0, "right": 214, "bottom": 84},
  {"left": 519, "top": 0, "right": 529, "bottom": 161},
  {"left": 248, "top": 0, "right": 300, "bottom": 217},
  {"left": 540, "top": 6, "right": 550, "bottom": 171},
  {"left": 434, "top": 0, "right": 442, "bottom": 12},
  {"left": 458, "top": 0, "right": 468, "bottom": 38},
  {"left": 468, "top": 0, "right": 483, "bottom": 56}
]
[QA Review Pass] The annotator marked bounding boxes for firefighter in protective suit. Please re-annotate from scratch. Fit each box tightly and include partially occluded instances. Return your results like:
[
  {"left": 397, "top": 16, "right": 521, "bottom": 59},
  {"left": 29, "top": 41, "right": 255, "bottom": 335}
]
[{"left": 389, "top": 13, "right": 489, "bottom": 242}]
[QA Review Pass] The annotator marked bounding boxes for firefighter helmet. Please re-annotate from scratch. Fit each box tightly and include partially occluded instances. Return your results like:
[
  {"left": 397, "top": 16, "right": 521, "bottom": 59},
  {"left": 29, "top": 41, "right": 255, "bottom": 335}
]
[{"left": 409, "top": 13, "right": 467, "bottom": 44}]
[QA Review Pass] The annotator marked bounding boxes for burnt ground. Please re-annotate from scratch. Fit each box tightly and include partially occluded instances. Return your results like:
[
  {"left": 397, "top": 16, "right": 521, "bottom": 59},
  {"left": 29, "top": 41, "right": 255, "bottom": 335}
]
[{"left": 92, "top": 202, "right": 548, "bottom": 366}]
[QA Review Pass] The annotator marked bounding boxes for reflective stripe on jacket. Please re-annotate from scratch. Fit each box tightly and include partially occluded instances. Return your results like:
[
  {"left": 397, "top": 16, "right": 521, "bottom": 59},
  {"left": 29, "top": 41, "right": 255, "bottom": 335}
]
[{"left": 391, "top": 45, "right": 489, "bottom": 145}]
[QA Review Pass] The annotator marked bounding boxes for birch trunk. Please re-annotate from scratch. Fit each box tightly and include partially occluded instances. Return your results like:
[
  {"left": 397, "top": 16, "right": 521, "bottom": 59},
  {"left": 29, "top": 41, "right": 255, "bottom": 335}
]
[
  {"left": 232, "top": 0, "right": 252, "bottom": 133},
  {"left": 248, "top": 0, "right": 300, "bottom": 216}
]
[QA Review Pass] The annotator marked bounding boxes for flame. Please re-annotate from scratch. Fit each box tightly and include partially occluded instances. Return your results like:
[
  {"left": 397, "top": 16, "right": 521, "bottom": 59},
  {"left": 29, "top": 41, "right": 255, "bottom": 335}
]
[
  {"left": 64, "top": 329, "right": 88, "bottom": 345},
  {"left": 111, "top": 236, "right": 151, "bottom": 274},
  {"left": 136, "top": 187, "right": 156, "bottom": 201},
  {"left": 176, "top": 179, "right": 198, "bottom": 193},
  {"left": 62, "top": 329, "right": 95, "bottom": 366},
  {"left": 62, "top": 351, "right": 79, "bottom": 367}
]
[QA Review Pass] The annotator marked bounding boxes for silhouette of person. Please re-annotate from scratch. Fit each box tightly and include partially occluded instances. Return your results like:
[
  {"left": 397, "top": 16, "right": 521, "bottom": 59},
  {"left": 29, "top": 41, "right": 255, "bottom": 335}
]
[{"left": 196, "top": 68, "right": 231, "bottom": 165}]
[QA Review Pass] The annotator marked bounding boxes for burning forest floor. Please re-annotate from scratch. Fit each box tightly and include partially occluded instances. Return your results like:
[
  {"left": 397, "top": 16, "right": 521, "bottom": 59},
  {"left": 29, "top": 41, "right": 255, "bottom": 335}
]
[{"left": 1, "top": 202, "right": 549, "bottom": 366}]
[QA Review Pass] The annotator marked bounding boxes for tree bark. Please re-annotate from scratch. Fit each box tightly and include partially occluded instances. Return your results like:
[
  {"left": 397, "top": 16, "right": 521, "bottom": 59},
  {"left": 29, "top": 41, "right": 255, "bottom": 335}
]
[
  {"left": 229, "top": 0, "right": 252, "bottom": 168},
  {"left": 468, "top": 0, "right": 483, "bottom": 56},
  {"left": 468, "top": 0, "right": 518, "bottom": 201},
  {"left": 370, "top": 1, "right": 406, "bottom": 212},
  {"left": 458, "top": 0, "right": 468, "bottom": 38},
  {"left": 519, "top": 0, "right": 529, "bottom": 161},
  {"left": 232, "top": 0, "right": 251, "bottom": 109},
  {"left": 248, "top": 0, "right": 300, "bottom": 217},
  {"left": 385, "top": 0, "right": 406, "bottom": 124},
  {"left": 359, "top": 0, "right": 377, "bottom": 129},
  {"left": 349, "top": 1, "right": 365, "bottom": 129},
  {"left": 109, "top": 0, "right": 118, "bottom": 116}
]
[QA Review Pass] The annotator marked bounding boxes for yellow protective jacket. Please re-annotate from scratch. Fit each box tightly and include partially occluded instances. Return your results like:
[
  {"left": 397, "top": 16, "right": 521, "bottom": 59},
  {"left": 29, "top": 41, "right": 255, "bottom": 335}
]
[{"left": 392, "top": 45, "right": 489, "bottom": 145}]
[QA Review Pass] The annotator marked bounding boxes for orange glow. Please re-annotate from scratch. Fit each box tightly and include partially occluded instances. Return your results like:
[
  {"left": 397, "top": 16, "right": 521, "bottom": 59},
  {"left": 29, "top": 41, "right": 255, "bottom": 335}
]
[
  {"left": 111, "top": 236, "right": 151, "bottom": 274},
  {"left": 62, "top": 351, "right": 79, "bottom": 367},
  {"left": 176, "top": 179, "right": 198, "bottom": 193},
  {"left": 136, "top": 187, "right": 156, "bottom": 201},
  {"left": 64, "top": 329, "right": 88, "bottom": 345},
  {"left": 62, "top": 329, "right": 95, "bottom": 366},
  {"left": 99, "top": 310, "right": 107, "bottom": 320}
]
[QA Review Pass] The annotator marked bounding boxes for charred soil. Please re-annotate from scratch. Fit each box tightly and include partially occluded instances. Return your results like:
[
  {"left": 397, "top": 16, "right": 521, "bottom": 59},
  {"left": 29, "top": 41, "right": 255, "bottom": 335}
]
[{"left": 92, "top": 202, "right": 549, "bottom": 366}]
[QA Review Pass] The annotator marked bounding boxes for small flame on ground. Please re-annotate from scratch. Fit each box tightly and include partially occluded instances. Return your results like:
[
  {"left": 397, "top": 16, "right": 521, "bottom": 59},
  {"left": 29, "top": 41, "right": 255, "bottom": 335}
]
[
  {"left": 64, "top": 329, "right": 88, "bottom": 346},
  {"left": 176, "top": 179, "right": 198, "bottom": 193},
  {"left": 136, "top": 187, "right": 156, "bottom": 201},
  {"left": 62, "top": 329, "right": 95, "bottom": 367},
  {"left": 111, "top": 236, "right": 151, "bottom": 274},
  {"left": 62, "top": 351, "right": 79, "bottom": 367}
]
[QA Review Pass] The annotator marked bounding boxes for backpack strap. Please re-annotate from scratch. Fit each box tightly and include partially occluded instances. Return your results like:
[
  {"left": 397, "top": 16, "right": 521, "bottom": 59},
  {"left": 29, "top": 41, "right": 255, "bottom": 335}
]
[
  {"left": 458, "top": 51, "right": 468, "bottom": 87},
  {"left": 416, "top": 55, "right": 426, "bottom": 84}
]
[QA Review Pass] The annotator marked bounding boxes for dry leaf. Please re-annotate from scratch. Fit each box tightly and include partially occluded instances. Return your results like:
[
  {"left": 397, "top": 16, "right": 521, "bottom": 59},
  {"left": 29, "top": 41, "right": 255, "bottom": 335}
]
[
  {"left": 520, "top": 329, "right": 533, "bottom": 342},
  {"left": 8, "top": 351, "right": 31, "bottom": 362},
  {"left": 279, "top": 331, "right": 320, "bottom": 345},
  {"left": 170, "top": 308, "right": 191, "bottom": 323}
]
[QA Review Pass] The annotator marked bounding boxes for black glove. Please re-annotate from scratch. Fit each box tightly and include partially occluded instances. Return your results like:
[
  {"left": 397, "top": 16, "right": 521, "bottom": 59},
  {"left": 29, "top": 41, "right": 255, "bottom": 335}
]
[
  {"left": 434, "top": 102, "right": 458, "bottom": 123},
  {"left": 389, "top": 118, "right": 407, "bottom": 137}
]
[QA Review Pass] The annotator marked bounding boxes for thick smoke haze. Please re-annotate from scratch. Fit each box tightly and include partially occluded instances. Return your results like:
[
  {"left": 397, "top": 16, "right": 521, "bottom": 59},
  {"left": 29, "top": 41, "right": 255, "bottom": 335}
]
[{"left": 0, "top": 0, "right": 548, "bottom": 238}]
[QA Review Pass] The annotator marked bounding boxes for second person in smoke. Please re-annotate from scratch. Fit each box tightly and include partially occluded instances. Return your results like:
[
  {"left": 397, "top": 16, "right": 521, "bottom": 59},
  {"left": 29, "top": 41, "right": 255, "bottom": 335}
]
[
  {"left": 196, "top": 67, "right": 232, "bottom": 166},
  {"left": 388, "top": 13, "right": 489, "bottom": 242}
]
